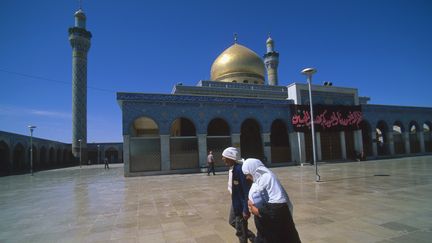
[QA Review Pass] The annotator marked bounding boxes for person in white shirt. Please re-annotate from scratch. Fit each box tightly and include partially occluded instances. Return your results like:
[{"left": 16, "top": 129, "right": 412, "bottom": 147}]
[{"left": 242, "top": 158, "right": 301, "bottom": 243}]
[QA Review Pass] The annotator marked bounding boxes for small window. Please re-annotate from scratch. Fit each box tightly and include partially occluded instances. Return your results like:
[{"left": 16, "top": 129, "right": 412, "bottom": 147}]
[
  {"left": 244, "top": 80, "right": 249, "bottom": 83},
  {"left": 254, "top": 81, "right": 258, "bottom": 84},
  {"left": 232, "top": 80, "right": 237, "bottom": 83}
]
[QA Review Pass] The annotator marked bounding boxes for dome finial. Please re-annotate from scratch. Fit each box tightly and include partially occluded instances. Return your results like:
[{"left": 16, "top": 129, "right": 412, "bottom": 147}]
[
  {"left": 78, "top": 0, "right": 82, "bottom": 10},
  {"left": 234, "top": 33, "right": 238, "bottom": 44}
]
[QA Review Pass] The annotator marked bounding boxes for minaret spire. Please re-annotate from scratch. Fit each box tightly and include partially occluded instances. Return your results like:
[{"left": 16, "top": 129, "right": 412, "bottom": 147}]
[
  {"left": 263, "top": 34, "right": 279, "bottom": 86},
  {"left": 234, "top": 33, "right": 238, "bottom": 44}
]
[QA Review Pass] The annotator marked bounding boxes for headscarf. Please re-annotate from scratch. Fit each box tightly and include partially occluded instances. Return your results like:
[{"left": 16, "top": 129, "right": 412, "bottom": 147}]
[
  {"left": 242, "top": 158, "right": 293, "bottom": 214},
  {"left": 222, "top": 147, "right": 241, "bottom": 161}
]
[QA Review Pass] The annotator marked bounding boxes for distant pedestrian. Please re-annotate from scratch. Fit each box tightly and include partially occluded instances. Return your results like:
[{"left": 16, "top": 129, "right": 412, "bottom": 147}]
[
  {"left": 104, "top": 157, "right": 109, "bottom": 169},
  {"left": 207, "top": 150, "right": 216, "bottom": 175}
]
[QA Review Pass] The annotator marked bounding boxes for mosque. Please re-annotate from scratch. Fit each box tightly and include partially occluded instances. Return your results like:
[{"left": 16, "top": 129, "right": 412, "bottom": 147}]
[
  {"left": 117, "top": 35, "right": 432, "bottom": 176},
  {"left": 1, "top": 7, "right": 431, "bottom": 177}
]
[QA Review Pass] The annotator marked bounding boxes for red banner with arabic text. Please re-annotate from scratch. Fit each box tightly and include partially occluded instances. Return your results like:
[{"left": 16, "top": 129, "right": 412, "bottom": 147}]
[{"left": 290, "top": 105, "right": 362, "bottom": 132}]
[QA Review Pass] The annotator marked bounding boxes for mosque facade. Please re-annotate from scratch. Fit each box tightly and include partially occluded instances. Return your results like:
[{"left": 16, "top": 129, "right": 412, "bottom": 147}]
[{"left": 117, "top": 37, "right": 432, "bottom": 177}]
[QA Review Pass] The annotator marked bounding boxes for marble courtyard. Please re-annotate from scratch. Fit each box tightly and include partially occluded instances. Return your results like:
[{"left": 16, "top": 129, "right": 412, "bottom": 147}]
[{"left": 1, "top": 156, "right": 431, "bottom": 243}]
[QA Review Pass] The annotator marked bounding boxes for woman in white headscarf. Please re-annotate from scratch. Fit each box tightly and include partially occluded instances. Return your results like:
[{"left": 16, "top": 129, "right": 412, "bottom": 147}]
[{"left": 242, "top": 158, "right": 301, "bottom": 243}]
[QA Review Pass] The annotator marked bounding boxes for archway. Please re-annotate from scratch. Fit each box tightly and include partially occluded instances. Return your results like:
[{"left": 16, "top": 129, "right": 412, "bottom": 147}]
[
  {"left": 130, "top": 117, "right": 161, "bottom": 171},
  {"left": 49, "top": 147, "right": 55, "bottom": 166},
  {"left": 105, "top": 147, "right": 119, "bottom": 163},
  {"left": 63, "top": 148, "right": 70, "bottom": 165},
  {"left": 207, "top": 118, "right": 231, "bottom": 167},
  {"left": 320, "top": 131, "right": 342, "bottom": 161},
  {"left": 170, "top": 118, "right": 198, "bottom": 170},
  {"left": 0, "top": 141, "right": 10, "bottom": 176},
  {"left": 424, "top": 122, "right": 432, "bottom": 152},
  {"left": 13, "top": 143, "right": 26, "bottom": 172},
  {"left": 270, "top": 119, "right": 291, "bottom": 163},
  {"left": 56, "top": 148, "right": 62, "bottom": 165},
  {"left": 409, "top": 121, "right": 420, "bottom": 153},
  {"left": 393, "top": 121, "right": 405, "bottom": 154},
  {"left": 376, "top": 121, "right": 389, "bottom": 156},
  {"left": 39, "top": 146, "right": 47, "bottom": 169},
  {"left": 241, "top": 119, "right": 264, "bottom": 161},
  {"left": 360, "top": 121, "right": 373, "bottom": 157}
]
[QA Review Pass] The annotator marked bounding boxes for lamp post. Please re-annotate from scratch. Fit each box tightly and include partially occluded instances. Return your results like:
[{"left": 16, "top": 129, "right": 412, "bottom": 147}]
[
  {"left": 78, "top": 139, "right": 82, "bottom": 168},
  {"left": 28, "top": 125, "right": 36, "bottom": 175},
  {"left": 97, "top": 145, "right": 100, "bottom": 164},
  {"left": 301, "top": 67, "right": 320, "bottom": 182}
]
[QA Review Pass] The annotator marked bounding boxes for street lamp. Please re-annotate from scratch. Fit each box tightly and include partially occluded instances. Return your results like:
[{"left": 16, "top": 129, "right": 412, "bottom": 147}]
[
  {"left": 97, "top": 145, "right": 100, "bottom": 164},
  {"left": 28, "top": 125, "right": 36, "bottom": 175},
  {"left": 78, "top": 139, "right": 82, "bottom": 168},
  {"left": 301, "top": 67, "right": 321, "bottom": 182}
]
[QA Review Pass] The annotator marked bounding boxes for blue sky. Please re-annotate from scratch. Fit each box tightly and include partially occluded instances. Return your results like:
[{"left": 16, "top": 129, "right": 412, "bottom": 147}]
[{"left": 1, "top": 0, "right": 431, "bottom": 143}]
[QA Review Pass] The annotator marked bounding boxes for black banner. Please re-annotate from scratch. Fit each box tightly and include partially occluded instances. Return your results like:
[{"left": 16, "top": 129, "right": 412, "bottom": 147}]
[{"left": 290, "top": 105, "right": 362, "bottom": 132}]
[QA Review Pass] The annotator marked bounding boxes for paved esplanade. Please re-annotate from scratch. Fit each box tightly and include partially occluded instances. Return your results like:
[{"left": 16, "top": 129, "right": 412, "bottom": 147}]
[{"left": 1, "top": 157, "right": 431, "bottom": 243}]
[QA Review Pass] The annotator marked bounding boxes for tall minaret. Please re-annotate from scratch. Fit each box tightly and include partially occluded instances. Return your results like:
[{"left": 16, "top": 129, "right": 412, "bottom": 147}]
[
  {"left": 263, "top": 35, "right": 279, "bottom": 86},
  {"left": 69, "top": 7, "right": 92, "bottom": 161}
]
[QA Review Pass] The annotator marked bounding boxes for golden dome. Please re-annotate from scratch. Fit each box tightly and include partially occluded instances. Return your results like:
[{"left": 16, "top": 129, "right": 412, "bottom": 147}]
[{"left": 210, "top": 44, "right": 265, "bottom": 84}]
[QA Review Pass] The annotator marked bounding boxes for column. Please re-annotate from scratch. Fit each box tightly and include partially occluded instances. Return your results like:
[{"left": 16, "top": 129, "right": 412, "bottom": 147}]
[
  {"left": 292, "top": 132, "right": 306, "bottom": 164},
  {"left": 418, "top": 131, "right": 425, "bottom": 153},
  {"left": 197, "top": 134, "right": 208, "bottom": 169},
  {"left": 231, "top": 133, "right": 241, "bottom": 155},
  {"left": 386, "top": 132, "right": 395, "bottom": 155},
  {"left": 371, "top": 131, "right": 378, "bottom": 157},
  {"left": 340, "top": 131, "right": 347, "bottom": 160},
  {"left": 353, "top": 130, "right": 363, "bottom": 155},
  {"left": 403, "top": 132, "right": 411, "bottom": 154},
  {"left": 160, "top": 135, "right": 170, "bottom": 171},
  {"left": 123, "top": 135, "right": 130, "bottom": 176},
  {"left": 262, "top": 133, "right": 271, "bottom": 165},
  {"left": 289, "top": 132, "right": 300, "bottom": 164},
  {"left": 316, "top": 132, "right": 322, "bottom": 161}
]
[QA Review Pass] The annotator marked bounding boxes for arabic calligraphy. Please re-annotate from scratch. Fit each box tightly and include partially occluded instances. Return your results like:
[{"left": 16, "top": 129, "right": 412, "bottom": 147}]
[{"left": 291, "top": 105, "right": 363, "bottom": 131}]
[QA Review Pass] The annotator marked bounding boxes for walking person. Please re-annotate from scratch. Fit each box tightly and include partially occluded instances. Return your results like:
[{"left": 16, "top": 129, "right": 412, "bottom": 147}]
[
  {"left": 104, "top": 157, "right": 109, "bottom": 169},
  {"left": 222, "top": 147, "right": 254, "bottom": 243},
  {"left": 207, "top": 150, "right": 216, "bottom": 175},
  {"left": 242, "top": 158, "right": 301, "bottom": 243}
]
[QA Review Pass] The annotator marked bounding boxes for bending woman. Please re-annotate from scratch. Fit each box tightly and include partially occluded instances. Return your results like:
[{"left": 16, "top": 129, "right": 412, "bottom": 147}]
[{"left": 242, "top": 158, "right": 301, "bottom": 243}]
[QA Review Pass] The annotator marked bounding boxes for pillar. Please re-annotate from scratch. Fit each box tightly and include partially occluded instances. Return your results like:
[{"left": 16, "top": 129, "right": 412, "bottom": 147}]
[
  {"left": 262, "top": 133, "right": 271, "bottom": 165},
  {"left": 316, "top": 132, "right": 322, "bottom": 161},
  {"left": 418, "top": 131, "right": 425, "bottom": 153},
  {"left": 289, "top": 132, "right": 300, "bottom": 164},
  {"left": 386, "top": 132, "right": 395, "bottom": 155},
  {"left": 353, "top": 130, "right": 363, "bottom": 154},
  {"left": 198, "top": 134, "right": 208, "bottom": 169},
  {"left": 160, "top": 135, "right": 170, "bottom": 171},
  {"left": 292, "top": 132, "right": 306, "bottom": 164},
  {"left": 231, "top": 133, "right": 241, "bottom": 155},
  {"left": 403, "top": 132, "right": 411, "bottom": 154},
  {"left": 340, "top": 131, "right": 347, "bottom": 160},
  {"left": 371, "top": 131, "right": 378, "bottom": 157},
  {"left": 123, "top": 135, "right": 130, "bottom": 175}
]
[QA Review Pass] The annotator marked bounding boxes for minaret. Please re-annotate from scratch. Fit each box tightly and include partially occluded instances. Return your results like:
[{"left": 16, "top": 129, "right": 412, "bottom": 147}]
[
  {"left": 69, "top": 8, "right": 91, "bottom": 161},
  {"left": 263, "top": 35, "right": 279, "bottom": 86}
]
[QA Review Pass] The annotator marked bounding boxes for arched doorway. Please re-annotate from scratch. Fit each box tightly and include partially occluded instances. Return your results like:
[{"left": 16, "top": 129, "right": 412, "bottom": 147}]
[
  {"left": 424, "top": 122, "right": 432, "bottom": 152},
  {"left": 409, "top": 121, "right": 420, "bottom": 153},
  {"left": 49, "top": 147, "right": 55, "bottom": 166},
  {"left": 130, "top": 116, "right": 161, "bottom": 171},
  {"left": 360, "top": 121, "right": 373, "bottom": 157},
  {"left": 320, "top": 131, "right": 342, "bottom": 161},
  {"left": 39, "top": 146, "right": 47, "bottom": 169},
  {"left": 270, "top": 119, "right": 291, "bottom": 163},
  {"left": 170, "top": 117, "right": 198, "bottom": 170},
  {"left": 105, "top": 148, "right": 119, "bottom": 163},
  {"left": 241, "top": 119, "right": 263, "bottom": 161},
  {"left": 376, "top": 121, "right": 389, "bottom": 156},
  {"left": 13, "top": 143, "right": 26, "bottom": 172},
  {"left": 207, "top": 118, "right": 231, "bottom": 167},
  {"left": 0, "top": 141, "right": 10, "bottom": 176},
  {"left": 393, "top": 121, "right": 405, "bottom": 154},
  {"left": 56, "top": 148, "right": 62, "bottom": 165}
]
